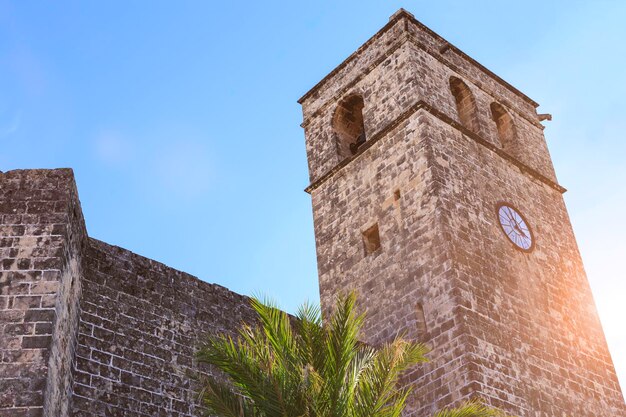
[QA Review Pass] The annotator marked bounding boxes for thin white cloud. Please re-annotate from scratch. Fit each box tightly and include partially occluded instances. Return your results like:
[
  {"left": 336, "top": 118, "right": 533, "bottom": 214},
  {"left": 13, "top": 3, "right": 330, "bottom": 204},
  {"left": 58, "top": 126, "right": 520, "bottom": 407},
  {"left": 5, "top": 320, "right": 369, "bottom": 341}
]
[
  {"left": 93, "top": 130, "right": 134, "bottom": 166},
  {"left": 0, "top": 109, "right": 21, "bottom": 137},
  {"left": 152, "top": 139, "right": 213, "bottom": 198},
  {"left": 10, "top": 45, "right": 49, "bottom": 98}
]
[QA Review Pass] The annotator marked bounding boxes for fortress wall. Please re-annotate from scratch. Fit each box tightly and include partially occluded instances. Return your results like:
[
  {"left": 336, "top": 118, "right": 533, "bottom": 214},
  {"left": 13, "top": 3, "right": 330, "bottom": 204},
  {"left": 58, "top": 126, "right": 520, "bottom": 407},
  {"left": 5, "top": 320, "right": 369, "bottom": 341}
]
[
  {"left": 71, "top": 238, "right": 255, "bottom": 417},
  {"left": 0, "top": 169, "right": 87, "bottom": 417},
  {"left": 0, "top": 168, "right": 256, "bottom": 417},
  {"left": 42, "top": 172, "right": 87, "bottom": 417}
]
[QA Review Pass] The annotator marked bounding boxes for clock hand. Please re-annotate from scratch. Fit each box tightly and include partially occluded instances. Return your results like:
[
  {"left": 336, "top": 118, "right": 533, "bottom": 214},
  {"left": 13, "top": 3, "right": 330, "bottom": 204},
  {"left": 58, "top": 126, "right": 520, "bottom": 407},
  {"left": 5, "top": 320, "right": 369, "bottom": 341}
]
[
  {"left": 506, "top": 209, "right": 528, "bottom": 238},
  {"left": 513, "top": 222, "right": 527, "bottom": 238}
]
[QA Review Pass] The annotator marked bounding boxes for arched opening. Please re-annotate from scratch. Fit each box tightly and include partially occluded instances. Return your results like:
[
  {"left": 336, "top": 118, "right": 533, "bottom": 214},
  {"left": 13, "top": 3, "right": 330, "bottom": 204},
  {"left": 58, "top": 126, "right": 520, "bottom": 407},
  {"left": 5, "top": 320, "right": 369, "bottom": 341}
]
[
  {"left": 490, "top": 102, "right": 517, "bottom": 151},
  {"left": 449, "top": 77, "right": 479, "bottom": 134},
  {"left": 332, "top": 95, "right": 366, "bottom": 160}
]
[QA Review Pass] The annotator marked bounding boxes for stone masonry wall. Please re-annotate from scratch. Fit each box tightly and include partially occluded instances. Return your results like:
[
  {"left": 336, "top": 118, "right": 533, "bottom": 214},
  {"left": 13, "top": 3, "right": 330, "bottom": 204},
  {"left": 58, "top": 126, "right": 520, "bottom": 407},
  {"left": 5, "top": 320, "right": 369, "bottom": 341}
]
[
  {"left": 301, "top": 9, "right": 625, "bottom": 417},
  {"left": 1, "top": 169, "right": 257, "bottom": 416},
  {"left": 0, "top": 169, "right": 86, "bottom": 417},
  {"left": 308, "top": 102, "right": 626, "bottom": 416},
  {"left": 422, "top": 111, "right": 626, "bottom": 416},
  {"left": 301, "top": 11, "right": 557, "bottom": 185},
  {"left": 310, "top": 108, "right": 479, "bottom": 416},
  {"left": 71, "top": 238, "right": 255, "bottom": 416},
  {"left": 42, "top": 172, "right": 87, "bottom": 417}
]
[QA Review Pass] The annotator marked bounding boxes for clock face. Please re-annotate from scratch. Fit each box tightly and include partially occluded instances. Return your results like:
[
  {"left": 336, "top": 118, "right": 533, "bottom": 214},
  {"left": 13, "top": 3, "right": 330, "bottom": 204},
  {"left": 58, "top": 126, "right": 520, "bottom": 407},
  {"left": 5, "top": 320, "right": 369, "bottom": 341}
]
[{"left": 497, "top": 204, "right": 534, "bottom": 252}]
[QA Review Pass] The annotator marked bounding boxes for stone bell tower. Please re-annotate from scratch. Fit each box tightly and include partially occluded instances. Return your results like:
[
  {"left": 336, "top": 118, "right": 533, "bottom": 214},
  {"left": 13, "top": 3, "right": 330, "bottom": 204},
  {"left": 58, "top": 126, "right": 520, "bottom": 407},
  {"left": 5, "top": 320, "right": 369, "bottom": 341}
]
[{"left": 299, "top": 9, "right": 625, "bottom": 417}]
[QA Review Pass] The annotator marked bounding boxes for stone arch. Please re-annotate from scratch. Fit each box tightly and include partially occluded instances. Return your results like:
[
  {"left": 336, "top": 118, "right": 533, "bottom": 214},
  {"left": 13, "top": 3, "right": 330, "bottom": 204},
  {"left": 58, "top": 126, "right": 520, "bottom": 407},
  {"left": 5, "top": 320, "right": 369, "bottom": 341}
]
[
  {"left": 332, "top": 94, "right": 366, "bottom": 160},
  {"left": 449, "top": 76, "right": 480, "bottom": 134},
  {"left": 490, "top": 102, "right": 517, "bottom": 152}
]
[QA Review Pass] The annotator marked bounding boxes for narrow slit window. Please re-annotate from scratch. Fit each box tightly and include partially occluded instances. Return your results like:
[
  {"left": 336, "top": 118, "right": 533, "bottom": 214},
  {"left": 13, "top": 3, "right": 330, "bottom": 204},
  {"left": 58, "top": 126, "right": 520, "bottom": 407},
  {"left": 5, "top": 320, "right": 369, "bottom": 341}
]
[
  {"left": 415, "top": 303, "right": 427, "bottom": 339},
  {"left": 362, "top": 224, "right": 381, "bottom": 255}
]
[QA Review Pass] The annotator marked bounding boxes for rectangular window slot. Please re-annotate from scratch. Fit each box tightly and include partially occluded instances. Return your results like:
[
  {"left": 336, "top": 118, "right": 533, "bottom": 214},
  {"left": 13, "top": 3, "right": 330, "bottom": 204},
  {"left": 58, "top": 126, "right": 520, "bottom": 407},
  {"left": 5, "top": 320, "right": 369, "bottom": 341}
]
[
  {"left": 362, "top": 223, "right": 381, "bottom": 255},
  {"left": 416, "top": 303, "right": 427, "bottom": 338}
]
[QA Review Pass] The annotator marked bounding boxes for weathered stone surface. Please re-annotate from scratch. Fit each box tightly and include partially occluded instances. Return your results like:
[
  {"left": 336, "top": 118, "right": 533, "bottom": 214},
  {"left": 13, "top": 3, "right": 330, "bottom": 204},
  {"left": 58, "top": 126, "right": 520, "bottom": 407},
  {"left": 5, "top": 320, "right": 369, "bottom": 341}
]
[
  {"left": 0, "top": 169, "right": 86, "bottom": 417},
  {"left": 0, "top": 169, "right": 255, "bottom": 416},
  {"left": 300, "top": 9, "right": 625, "bottom": 417},
  {"left": 1, "top": 8, "right": 624, "bottom": 417},
  {"left": 71, "top": 238, "right": 255, "bottom": 417}
]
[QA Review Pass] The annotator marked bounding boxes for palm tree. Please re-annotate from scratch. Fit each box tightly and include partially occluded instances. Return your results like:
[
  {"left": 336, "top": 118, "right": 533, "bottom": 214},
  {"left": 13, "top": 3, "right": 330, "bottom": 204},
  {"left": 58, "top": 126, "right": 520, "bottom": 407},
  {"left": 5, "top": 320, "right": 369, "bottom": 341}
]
[{"left": 196, "top": 293, "right": 504, "bottom": 417}]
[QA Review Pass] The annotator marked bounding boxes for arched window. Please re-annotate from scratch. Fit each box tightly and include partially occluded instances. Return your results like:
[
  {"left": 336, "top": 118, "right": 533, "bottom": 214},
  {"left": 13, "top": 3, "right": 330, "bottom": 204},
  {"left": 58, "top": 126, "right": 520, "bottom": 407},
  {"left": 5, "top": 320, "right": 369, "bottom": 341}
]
[
  {"left": 449, "top": 77, "right": 479, "bottom": 134},
  {"left": 332, "top": 95, "right": 366, "bottom": 160},
  {"left": 490, "top": 102, "right": 517, "bottom": 151}
]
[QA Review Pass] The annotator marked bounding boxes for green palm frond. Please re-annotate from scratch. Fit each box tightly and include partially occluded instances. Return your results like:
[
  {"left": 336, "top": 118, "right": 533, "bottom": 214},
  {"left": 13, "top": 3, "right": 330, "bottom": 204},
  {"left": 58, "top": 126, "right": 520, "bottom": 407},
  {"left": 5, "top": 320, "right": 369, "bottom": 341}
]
[
  {"left": 433, "top": 399, "right": 508, "bottom": 417},
  {"left": 322, "top": 292, "right": 365, "bottom": 417},
  {"left": 198, "top": 377, "right": 258, "bottom": 417},
  {"left": 196, "top": 291, "right": 506, "bottom": 417},
  {"left": 198, "top": 333, "right": 284, "bottom": 416},
  {"left": 295, "top": 301, "right": 325, "bottom": 371},
  {"left": 355, "top": 337, "right": 429, "bottom": 417}
]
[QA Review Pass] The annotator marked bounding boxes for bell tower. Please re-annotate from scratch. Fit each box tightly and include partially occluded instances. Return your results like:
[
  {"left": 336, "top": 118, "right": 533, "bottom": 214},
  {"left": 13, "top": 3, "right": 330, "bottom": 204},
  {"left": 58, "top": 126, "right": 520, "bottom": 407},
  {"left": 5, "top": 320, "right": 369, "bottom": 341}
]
[{"left": 299, "top": 9, "right": 625, "bottom": 416}]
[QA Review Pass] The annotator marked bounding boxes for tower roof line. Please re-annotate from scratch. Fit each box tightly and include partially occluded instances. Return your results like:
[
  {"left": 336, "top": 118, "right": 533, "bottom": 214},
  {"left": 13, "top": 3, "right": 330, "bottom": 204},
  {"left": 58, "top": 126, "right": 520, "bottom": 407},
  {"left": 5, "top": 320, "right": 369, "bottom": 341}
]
[
  {"left": 298, "top": 9, "right": 539, "bottom": 109},
  {"left": 299, "top": 33, "right": 544, "bottom": 131}
]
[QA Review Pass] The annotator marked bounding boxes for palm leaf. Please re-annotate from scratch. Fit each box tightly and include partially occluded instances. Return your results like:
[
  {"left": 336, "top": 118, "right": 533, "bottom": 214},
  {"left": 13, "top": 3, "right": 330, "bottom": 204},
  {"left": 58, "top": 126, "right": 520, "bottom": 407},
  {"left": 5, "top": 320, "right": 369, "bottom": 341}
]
[
  {"left": 433, "top": 399, "right": 508, "bottom": 417},
  {"left": 196, "top": 292, "right": 505, "bottom": 417},
  {"left": 198, "top": 377, "right": 258, "bottom": 417}
]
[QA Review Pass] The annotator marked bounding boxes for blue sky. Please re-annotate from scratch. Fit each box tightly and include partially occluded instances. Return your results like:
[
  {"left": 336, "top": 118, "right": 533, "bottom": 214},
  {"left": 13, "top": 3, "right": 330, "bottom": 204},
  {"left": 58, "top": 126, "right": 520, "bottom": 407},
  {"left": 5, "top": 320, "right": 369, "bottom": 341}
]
[{"left": 1, "top": 1, "right": 625, "bottom": 389}]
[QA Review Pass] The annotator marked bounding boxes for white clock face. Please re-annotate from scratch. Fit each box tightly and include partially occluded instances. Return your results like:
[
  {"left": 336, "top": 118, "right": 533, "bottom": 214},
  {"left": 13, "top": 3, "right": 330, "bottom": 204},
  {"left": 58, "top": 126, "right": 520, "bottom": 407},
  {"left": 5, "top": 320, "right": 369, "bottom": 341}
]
[{"left": 497, "top": 204, "right": 534, "bottom": 251}]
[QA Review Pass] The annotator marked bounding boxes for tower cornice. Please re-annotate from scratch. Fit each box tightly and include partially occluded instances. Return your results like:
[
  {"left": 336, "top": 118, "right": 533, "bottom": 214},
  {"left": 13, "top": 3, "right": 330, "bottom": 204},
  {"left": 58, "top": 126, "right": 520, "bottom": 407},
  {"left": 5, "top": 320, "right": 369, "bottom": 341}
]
[{"left": 304, "top": 100, "right": 566, "bottom": 195}]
